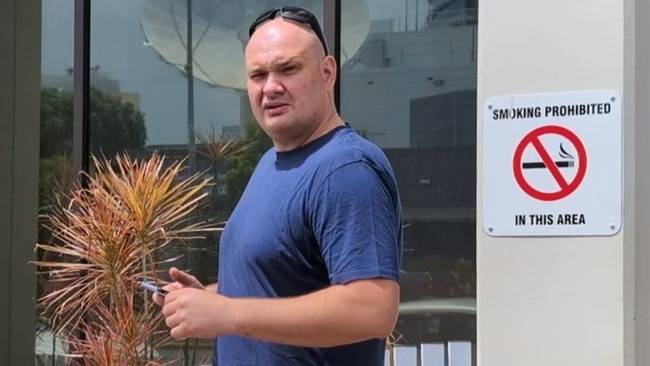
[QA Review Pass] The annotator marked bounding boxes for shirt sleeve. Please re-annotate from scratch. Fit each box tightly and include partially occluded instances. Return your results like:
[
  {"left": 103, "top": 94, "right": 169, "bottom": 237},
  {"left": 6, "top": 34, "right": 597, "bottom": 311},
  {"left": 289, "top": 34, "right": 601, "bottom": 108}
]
[{"left": 308, "top": 160, "right": 403, "bottom": 285}]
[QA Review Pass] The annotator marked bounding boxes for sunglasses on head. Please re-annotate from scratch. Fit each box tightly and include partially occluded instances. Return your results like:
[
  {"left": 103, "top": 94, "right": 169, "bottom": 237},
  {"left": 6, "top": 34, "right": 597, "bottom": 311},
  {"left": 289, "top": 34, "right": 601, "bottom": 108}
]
[{"left": 248, "top": 6, "right": 329, "bottom": 55}]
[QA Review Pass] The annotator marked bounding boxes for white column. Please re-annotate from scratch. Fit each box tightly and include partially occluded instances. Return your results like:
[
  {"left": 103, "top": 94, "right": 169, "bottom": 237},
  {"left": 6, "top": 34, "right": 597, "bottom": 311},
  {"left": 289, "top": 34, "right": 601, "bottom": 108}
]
[
  {"left": 476, "top": 0, "right": 639, "bottom": 365},
  {"left": 634, "top": 0, "right": 650, "bottom": 364}
]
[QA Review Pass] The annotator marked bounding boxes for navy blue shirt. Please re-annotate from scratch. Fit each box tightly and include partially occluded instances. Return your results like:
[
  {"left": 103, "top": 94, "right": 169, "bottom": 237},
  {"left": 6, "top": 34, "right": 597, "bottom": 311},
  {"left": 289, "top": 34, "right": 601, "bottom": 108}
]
[{"left": 215, "top": 125, "right": 403, "bottom": 366}]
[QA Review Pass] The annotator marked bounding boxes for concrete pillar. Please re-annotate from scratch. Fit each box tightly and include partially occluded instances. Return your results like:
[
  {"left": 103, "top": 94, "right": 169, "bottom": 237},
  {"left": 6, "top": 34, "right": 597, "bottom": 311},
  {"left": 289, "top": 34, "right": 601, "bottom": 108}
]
[
  {"left": 477, "top": 0, "right": 646, "bottom": 364},
  {"left": 634, "top": 0, "right": 650, "bottom": 364}
]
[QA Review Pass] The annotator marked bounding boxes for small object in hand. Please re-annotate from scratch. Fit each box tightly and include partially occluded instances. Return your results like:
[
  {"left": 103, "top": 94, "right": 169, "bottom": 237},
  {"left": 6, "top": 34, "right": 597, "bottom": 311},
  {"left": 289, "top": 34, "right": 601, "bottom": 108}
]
[{"left": 138, "top": 280, "right": 169, "bottom": 297}]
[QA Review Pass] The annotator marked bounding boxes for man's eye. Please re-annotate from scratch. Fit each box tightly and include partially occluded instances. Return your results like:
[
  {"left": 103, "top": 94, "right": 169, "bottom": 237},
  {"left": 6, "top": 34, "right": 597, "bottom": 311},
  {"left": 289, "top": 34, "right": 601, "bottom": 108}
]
[
  {"left": 250, "top": 73, "right": 265, "bottom": 80},
  {"left": 283, "top": 66, "right": 297, "bottom": 73}
]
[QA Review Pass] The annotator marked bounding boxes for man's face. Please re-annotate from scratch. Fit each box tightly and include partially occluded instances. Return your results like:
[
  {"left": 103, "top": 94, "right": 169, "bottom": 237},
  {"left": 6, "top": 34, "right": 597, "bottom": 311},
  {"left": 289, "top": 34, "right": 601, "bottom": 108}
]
[{"left": 245, "top": 19, "right": 331, "bottom": 146}]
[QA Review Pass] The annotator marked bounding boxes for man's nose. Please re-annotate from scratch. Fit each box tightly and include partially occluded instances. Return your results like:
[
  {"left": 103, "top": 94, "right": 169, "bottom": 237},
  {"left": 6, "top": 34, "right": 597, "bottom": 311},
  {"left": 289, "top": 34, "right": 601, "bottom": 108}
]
[{"left": 263, "top": 73, "right": 284, "bottom": 95}]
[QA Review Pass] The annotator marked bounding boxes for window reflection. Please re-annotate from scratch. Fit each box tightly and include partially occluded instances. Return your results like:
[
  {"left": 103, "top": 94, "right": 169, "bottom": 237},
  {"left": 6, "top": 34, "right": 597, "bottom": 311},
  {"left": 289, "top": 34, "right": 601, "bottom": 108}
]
[
  {"left": 341, "top": 0, "right": 477, "bottom": 362},
  {"left": 37, "top": 1, "right": 75, "bottom": 364}
]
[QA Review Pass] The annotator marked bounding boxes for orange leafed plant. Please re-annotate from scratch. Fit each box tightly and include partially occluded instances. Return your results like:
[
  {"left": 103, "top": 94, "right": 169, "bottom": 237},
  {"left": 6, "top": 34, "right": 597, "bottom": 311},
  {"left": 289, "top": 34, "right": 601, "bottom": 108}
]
[{"left": 33, "top": 152, "right": 217, "bottom": 365}]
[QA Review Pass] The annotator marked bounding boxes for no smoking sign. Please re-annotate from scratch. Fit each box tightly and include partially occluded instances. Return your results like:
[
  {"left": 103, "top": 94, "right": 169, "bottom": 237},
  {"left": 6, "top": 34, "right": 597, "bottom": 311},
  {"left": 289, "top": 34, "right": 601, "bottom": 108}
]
[
  {"left": 482, "top": 90, "right": 621, "bottom": 237},
  {"left": 513, "top": 125, "right": 587, "bottom": 202}
]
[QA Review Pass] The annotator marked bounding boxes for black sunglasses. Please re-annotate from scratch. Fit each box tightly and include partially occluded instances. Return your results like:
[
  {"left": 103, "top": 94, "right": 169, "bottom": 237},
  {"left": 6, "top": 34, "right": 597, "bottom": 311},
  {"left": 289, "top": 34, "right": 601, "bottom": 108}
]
[{"left": 248, "top": 6, "right": 329, "bottom": 55}]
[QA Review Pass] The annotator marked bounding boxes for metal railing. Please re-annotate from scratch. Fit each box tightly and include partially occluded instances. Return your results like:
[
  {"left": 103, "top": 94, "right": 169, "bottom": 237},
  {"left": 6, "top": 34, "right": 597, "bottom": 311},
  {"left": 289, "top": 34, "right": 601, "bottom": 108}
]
[
  {"left": 385, "top": 341, "right": 475, "bottom": 366},
  {"left": 392, "top": 8, "right": 478, "bottom": 33}
]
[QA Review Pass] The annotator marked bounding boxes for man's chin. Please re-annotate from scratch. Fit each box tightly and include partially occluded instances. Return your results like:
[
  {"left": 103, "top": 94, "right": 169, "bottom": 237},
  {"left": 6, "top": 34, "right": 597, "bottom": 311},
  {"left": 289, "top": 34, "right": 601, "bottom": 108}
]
[
  {"left": 263, "top": 119, "right": 302, "bottom": 140},
  {"left": 262, "top": 117, "right": 293, "bottom": 131}
]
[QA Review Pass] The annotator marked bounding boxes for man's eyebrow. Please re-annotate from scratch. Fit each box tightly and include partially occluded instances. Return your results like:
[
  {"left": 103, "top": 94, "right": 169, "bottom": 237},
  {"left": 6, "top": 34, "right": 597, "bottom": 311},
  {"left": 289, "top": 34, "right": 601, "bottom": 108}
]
[
  {"left": 247, "top": 65, "right": 266, "bottom": 75},
  {"left": 272, "top": 57, "right": 301, "bottom": 70},
  {"left": 247, "top": 57, "right": 303, "bottom": 75}
]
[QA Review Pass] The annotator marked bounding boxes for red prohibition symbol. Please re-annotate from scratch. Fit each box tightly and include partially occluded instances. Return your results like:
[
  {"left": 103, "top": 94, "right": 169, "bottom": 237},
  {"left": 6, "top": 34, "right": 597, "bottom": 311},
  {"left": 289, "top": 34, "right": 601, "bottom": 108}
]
[{"left": 512, "top": 125, "right": 587, "bottom": 201}]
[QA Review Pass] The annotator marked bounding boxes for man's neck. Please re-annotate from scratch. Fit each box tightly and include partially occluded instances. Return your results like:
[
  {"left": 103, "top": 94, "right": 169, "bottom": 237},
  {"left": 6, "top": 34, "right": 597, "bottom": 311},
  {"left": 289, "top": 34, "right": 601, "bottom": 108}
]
[{"left": 275, "top": 113, "right": 344, "bottom": 152}]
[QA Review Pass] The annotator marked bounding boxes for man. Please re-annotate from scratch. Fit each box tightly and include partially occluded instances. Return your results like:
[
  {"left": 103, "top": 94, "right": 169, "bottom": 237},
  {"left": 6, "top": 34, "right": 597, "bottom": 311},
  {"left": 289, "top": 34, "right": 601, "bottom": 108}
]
[{"left": 155, "top": 6, "right": 403, "bottom": 366}]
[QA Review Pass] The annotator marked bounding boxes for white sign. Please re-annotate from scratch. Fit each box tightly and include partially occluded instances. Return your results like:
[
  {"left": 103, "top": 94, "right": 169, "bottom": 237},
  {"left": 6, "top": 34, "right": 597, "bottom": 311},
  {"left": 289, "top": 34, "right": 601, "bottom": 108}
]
[{"left": 482, "top": 90, "right": 622, "bottom": 237}]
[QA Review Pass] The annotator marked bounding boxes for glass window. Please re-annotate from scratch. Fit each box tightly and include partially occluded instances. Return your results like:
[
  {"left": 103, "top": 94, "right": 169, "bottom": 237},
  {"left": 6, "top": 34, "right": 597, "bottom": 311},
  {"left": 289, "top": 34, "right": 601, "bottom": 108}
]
[
  {"left": 86, "top": 1, "right": 323, "bottom": 364},
  {"left": 341, "top": 0, "right": 477, "bottom": 361},
  {"left": 37, "top": 1, "right": 75, "bottom": 364},
  {"left": 38, "top": 0, "right": 477, "bottom": 363}
]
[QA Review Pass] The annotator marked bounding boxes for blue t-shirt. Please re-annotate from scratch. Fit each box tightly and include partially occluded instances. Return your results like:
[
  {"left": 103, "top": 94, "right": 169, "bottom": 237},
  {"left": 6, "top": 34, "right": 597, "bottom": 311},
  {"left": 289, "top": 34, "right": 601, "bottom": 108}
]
[{"left": 215, "top": 125, "right": 403, "bottom": 366}]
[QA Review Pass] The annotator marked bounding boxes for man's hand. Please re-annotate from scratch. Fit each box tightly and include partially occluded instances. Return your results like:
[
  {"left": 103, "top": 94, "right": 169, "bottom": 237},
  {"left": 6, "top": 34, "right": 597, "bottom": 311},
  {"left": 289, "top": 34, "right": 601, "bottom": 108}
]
[
  {"left": 161, "top": 287, "right": 235, "bottom": 340},
  {"left": 152, "top": 267, "right": 204, "bottom": 306},
  {"left": 156, "top": 270, "right": 398, "bottom": 345}
]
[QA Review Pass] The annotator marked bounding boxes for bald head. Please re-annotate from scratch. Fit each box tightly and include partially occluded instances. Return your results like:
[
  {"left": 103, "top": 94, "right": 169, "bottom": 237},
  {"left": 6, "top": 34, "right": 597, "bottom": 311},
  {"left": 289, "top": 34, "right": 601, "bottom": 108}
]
[
  {"left": 243, "top": 17, "right": 340, "bottom": 152},
  {"left": 246, "top": 18, "right": 325, "bottom": 62},
  {"left": 244, "top": 17, "right": 337, "bottom": 101}
]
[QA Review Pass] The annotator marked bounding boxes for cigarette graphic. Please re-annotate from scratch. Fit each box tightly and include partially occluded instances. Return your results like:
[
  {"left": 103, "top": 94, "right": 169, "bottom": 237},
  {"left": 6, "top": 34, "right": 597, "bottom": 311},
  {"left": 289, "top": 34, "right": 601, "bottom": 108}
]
[
  {"left": 522, "top": 143, "right": 575, "bottom": 169},
  {"left": 522, "top": 161, "right": 574, "bottom": 169}
]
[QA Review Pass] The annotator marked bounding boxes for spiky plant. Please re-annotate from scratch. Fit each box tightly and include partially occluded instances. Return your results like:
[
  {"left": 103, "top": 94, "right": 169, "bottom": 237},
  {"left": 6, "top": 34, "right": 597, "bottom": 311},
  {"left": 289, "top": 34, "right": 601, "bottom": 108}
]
[
  {"left": 33, "top": 152, "right": 216, "bottom": 365},
  {"left": 193, "top": 125, "right": 249, "bottom": 208},
  {"left": 188, "top": 127, "right": 249, "bottom": 283},
  {"left": 194, "top": 126, "right": 249, "bottom": 164},
  {"left": 385, "top": 329, "right": 404, "bottom": 366},
  {"left": 67, "top": 294, "right": 170, "bottom": 366}
]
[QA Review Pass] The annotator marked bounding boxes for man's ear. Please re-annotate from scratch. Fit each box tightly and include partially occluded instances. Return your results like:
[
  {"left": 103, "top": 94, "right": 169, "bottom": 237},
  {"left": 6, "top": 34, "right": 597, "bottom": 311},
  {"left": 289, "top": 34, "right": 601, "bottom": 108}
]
[{"left": 322, "top": 55, "right": 337, "bottom": 87}]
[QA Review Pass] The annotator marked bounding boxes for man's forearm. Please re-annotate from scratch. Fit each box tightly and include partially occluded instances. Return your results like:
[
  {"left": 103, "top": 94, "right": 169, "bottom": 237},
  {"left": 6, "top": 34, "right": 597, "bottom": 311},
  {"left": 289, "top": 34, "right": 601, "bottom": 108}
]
[{"left": 227, "top": 279, "right": 398, "bottom": 347}]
